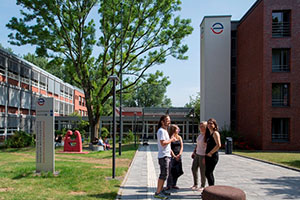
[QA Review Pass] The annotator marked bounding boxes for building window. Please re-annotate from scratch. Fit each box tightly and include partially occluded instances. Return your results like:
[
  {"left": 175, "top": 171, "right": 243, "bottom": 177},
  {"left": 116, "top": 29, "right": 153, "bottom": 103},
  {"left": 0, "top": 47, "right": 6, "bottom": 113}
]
[
  {"left": 272, "top": 83, "right": 289, "bottom": 107},
  {"left": 31, "top": 70, "right": 39, "bottom": 87},
  {"left": 272, "top": 118, "right": 289, "bottom": 142},
  {"left": 8, "top": 60, "right": 19, "bottom": 80},
  {"left": 0, "top": 55, "right": 5, "bottom": 75},
  {"left": 60, "top": 84, "right": 65, "bottom": 97},
  {"left": 79, "top": 96, "right": 82, "bottom": 106},
  {"left": 272, "top": 49, "right": 290, "bottom": 72},
  {"left": 20, "top": 65, "right": 30, "bottom": 84},
  {"left": 272, "top": 11, "right": 290, "bottom": 37},
  {"left": 40, "top": 74, "right": 47, "bottom": 90}
]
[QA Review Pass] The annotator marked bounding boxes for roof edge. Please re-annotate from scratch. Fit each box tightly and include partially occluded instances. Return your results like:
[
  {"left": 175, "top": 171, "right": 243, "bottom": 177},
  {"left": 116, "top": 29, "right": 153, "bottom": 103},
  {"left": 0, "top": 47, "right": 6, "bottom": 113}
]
[
  {"left": 238, "top": 0, "right": 263, "bottom": 26},
  {"left": 200, "top": 15, "right": 232, "bottom": 27}
]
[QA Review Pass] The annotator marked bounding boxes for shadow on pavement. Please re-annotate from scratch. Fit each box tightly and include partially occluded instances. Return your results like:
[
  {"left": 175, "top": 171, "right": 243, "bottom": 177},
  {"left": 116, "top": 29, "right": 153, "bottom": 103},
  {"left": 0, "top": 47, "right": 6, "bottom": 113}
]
[{"left": 253, "top": 176, "right": 300, "bottom": 199}]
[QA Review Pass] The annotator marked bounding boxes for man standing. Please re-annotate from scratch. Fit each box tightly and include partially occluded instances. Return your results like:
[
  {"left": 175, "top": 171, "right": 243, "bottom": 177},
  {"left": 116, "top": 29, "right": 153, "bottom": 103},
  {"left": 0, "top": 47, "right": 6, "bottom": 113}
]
[{"left": 154, "top": 115, "right": 175, "bottom": 199}]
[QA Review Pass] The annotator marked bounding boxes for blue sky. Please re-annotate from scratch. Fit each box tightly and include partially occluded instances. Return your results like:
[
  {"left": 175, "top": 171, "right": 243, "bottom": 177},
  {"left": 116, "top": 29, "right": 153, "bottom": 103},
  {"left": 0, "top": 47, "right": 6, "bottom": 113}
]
[{"left": 0, "top": 0, "right": 256, "bottom": 107}]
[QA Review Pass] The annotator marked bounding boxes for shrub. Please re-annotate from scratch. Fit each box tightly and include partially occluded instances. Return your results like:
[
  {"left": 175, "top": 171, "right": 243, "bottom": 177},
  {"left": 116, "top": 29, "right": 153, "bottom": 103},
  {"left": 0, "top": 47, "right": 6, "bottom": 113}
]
[
  {"left": 100, "top": 127, "right": 110, "bottom": 138},
  {"left": 5, "top": 131, "right": 35, "bottom": 148},
  {"left": 125, "top": 130, "right": 135, "bottom": 143}
]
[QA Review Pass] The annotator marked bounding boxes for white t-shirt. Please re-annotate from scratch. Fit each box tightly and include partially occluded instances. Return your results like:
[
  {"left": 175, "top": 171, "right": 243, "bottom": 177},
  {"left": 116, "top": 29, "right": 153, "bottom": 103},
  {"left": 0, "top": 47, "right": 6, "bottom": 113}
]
[
  {"left": 157, "top": 127, "right": 171, "bottom": 158},
  {"left": 196, "top": 133, "right": 207, "bottom": 156}
]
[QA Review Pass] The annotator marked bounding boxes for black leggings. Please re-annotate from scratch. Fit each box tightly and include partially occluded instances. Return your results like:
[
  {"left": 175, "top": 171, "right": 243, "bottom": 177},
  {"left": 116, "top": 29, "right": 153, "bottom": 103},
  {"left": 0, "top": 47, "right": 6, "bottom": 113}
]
[{"left": 205, "top": 154, "right": 219, "bottom": 186}]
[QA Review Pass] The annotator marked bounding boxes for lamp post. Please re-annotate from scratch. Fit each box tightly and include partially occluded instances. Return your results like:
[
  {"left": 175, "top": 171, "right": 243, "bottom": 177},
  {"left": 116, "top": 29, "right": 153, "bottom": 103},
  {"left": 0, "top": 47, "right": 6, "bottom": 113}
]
[{"left": 109, "top": 75, "right": 119, "bottom": 179}]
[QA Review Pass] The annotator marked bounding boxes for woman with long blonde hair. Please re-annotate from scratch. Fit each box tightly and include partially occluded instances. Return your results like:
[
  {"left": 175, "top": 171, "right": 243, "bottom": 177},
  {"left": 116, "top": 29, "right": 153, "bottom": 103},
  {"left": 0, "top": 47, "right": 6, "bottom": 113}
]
[{"left": 166, "top": 124, "right": 184, "bottom": 190}]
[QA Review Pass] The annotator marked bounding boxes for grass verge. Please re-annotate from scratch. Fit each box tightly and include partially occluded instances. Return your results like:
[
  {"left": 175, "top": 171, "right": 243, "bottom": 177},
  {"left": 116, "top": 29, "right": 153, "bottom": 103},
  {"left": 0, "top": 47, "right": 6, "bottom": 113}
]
[
  {"left": 0, "top": 144, "right": 138, "bottom": 200},
  {"left": 234, "top": 151, "right": 300, "bottom": 170}
]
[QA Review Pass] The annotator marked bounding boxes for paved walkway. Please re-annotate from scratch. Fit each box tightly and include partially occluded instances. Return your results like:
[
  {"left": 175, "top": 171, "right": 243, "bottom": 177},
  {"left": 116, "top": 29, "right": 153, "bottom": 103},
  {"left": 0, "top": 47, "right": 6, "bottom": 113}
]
[{"left": 117, "top": 140, "right": 300, "bottom": 200}]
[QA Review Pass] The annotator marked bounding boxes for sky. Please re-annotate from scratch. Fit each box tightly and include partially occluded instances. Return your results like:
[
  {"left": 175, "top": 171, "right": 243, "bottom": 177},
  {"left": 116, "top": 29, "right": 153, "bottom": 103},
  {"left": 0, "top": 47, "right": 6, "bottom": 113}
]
[{"left": 0, "top": 0, "right": 257, "bottom": 107}]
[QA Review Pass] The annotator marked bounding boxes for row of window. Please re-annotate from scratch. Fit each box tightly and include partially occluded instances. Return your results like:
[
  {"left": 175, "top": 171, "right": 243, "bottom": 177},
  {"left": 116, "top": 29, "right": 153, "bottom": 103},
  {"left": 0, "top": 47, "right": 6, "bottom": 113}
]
[{"left": 0, "top": 55, "right": 73, "bottom": 100}]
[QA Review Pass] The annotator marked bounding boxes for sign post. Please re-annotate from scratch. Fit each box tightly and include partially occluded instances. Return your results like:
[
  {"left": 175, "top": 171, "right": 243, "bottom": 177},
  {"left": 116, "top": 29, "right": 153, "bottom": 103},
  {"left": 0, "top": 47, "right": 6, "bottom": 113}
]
[{"left": 36, "top": 97, "right": 55, "bottom": 173}]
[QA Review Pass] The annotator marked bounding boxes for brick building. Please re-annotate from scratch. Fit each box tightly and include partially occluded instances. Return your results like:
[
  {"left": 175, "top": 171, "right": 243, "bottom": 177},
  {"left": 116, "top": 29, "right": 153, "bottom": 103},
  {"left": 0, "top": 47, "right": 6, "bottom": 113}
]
[{"left": 201, "top": 0, "right": 300, "bottom": 150}]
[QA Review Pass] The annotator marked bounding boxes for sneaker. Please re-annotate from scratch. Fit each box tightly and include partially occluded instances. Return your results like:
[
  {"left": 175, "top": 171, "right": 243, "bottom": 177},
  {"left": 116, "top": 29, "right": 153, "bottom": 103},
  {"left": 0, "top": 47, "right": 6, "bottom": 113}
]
[
  {"left": 197, "top": 187, "right": 204, "bottom": 192},
  {"left": 154, "top": 192, "right": 169, "bottom": 199},
  {"left": 172, "top": 186, "right": 179, "bottom": 189},
  {"left": 161, "top": 189, "right": 171, "bottom": 196}
]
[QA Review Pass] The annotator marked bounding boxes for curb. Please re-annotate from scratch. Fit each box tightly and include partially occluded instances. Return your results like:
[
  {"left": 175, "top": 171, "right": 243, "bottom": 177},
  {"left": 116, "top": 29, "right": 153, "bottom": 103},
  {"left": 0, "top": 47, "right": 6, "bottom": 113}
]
[
  {"left": 233, "top": 153, "right": 300, "bottom": 173},
  {"left": 115, "top": 144, "right": 141, "bottom": 200}
]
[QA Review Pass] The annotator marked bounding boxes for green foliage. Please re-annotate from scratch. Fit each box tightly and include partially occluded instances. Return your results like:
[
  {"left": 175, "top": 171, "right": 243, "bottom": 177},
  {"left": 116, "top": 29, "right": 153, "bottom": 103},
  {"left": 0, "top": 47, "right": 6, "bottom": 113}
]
[
  {"left": 100, "top": 127, "right": 110, "bottom": 138},
  {"left": 5, "top": 131, "right": 34, "bottom": 148},
  {"left": 125, "top": 130, "right": 135, "bottom": 143},
  {"left": 123, "top": 70, "right": 172, "bottom": 107},
  {"left": 219, "top": 128, "right": 239, "bottom": 146},
  {"left": 7, "top": 0, "right": 193, "bottom": 141},
  {"left": 0, "top": 43, "right": 14, "bottom": 53},
  {"left": 185, "top": 92, "right": 200, "bottom": 120}
]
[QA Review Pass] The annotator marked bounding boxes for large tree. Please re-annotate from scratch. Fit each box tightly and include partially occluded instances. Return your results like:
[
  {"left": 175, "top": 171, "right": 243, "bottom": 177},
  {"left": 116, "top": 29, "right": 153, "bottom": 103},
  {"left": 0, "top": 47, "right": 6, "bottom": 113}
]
[
  {"left": 123, "top": 70, "right": 171, "bottom": 107},
  {"left": 7, "top": 0, "right": 193, "bottom": 141}
]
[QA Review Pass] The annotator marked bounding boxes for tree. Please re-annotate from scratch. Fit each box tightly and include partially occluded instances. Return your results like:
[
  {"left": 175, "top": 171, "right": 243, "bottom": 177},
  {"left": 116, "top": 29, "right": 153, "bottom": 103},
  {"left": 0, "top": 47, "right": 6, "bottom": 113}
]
[
  {"left": 185, "top": 92, "right": 200, "bottom": 120},
  {"left": 123, "top": 70, "right": 172, "bottom": 107},
  {"left": 7, "top": 0, "right": 193, "bottom": 141},
  {"left": 0, "top": 43, "right": 14, "bottom": 53}
]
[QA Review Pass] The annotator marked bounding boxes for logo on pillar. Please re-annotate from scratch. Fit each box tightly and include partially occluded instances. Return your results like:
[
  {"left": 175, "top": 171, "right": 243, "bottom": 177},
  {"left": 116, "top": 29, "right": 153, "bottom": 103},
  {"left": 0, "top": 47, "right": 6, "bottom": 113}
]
[
  {"left": 38, "top": 98, "right": 45, "bottom": 106},
  {"left": 211, "top": 22, "right": 224, "bottom": 34}
]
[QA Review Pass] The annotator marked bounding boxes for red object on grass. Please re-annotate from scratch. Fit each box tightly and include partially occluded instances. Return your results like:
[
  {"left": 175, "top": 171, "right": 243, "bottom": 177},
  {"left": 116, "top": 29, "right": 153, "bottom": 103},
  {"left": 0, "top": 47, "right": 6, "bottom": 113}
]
[{"left": 63, "top": 130, "right": 82, "bottom": 152}]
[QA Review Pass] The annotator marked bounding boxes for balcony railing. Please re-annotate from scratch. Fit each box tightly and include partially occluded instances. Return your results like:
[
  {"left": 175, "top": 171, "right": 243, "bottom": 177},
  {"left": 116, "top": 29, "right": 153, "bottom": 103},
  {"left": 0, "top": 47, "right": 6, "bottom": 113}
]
[
  {"left": 272, "top": 64, "right": 290, "bottom": 72},
  {"left": 272, "top": 22, "right": 290, "bottom": 37},
  {"left": 272, "top": 98, "right": 289, "bottom": 106}
]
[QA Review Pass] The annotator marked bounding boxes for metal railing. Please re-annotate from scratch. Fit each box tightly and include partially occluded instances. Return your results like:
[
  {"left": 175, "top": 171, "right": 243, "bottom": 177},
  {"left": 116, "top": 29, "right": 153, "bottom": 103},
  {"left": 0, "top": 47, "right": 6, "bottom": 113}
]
[
  {"left": 272, "top": 64, "right": 290, "bottom": 72},
  {"left": 272, "top": 22, "right": 290, "bottom": 37},
  {"left": 272, "top": 98, "right": 289, "bottom": 106}
]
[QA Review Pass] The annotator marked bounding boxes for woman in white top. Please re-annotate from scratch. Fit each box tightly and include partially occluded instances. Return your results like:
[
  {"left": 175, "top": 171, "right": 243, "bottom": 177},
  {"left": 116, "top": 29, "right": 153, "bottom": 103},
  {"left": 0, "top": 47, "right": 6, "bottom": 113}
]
[{"left": 191, "top": 121, "right": 207, "bottom": 191}]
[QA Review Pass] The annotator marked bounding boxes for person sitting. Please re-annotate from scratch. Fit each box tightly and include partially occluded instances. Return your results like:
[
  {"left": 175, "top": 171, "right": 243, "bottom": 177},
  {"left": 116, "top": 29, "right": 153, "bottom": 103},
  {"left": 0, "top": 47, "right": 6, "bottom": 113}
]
[
  {"left": 97, "top": 136, "right": 106, "bottom": 150},
  {"left": 55, "top": 134, "right": 63, "bottom": 148},
  {"left": 91, "top": 137, "right": 99, "bottom": 145},
  {"left": 104, "top": 137, "right": 110, "bottom": 150}
]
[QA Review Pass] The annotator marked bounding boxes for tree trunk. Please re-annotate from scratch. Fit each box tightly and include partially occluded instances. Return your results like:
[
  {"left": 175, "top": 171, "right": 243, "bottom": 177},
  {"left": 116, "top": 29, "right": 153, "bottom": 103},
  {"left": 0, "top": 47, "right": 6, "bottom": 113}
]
[{"left": 89, "top": 116, "right": 100, "bottom": 143}]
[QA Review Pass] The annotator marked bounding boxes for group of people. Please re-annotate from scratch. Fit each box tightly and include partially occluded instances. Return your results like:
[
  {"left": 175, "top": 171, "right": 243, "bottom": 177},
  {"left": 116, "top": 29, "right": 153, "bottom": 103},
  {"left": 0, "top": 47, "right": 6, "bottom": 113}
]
[
  {"left": 93, "top": 136, "right": 110, "bottom": 150},
  {"left": 154, "top": 115, "right": 221, "bottom": 199}
]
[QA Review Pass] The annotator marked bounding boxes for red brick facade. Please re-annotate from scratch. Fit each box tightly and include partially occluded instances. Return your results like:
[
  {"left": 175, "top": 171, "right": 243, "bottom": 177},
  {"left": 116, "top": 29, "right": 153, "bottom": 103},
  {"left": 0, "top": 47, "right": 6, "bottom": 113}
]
[{"left": 237, "top": 0, "right": 300, "bottom": 150}]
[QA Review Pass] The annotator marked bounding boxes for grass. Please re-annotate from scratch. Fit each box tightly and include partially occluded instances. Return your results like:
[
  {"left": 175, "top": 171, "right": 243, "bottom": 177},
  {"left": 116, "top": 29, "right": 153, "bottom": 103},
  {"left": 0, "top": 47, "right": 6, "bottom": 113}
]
[
  {"left": 234, "top": 150, "right": 300, "bottom": 170},
  {"left": 0, "top": 143, "right": 138, "bottom": 200}
]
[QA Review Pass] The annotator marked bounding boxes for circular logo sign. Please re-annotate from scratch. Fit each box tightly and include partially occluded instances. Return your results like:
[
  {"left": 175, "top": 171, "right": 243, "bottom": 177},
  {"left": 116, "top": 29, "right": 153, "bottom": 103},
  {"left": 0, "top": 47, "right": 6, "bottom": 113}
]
[
  {"left": 38, "top": 98, "right": 45, "bottom": 106},
  {"left": 211, "top": 22, "right": 224, "bottom": 34}
]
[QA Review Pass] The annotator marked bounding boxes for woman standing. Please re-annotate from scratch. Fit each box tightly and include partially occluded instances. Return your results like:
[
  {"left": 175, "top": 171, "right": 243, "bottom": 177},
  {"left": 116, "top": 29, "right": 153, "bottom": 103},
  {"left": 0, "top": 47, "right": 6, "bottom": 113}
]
[
  {"left": 166, "top": 124, "right": 184, "bottom": 190},
  {"left": 191, "top": 121, "right": 207, "bottom": 191},
  {"left": 205, "top": 118, "right": 221, "bottom": 186}
]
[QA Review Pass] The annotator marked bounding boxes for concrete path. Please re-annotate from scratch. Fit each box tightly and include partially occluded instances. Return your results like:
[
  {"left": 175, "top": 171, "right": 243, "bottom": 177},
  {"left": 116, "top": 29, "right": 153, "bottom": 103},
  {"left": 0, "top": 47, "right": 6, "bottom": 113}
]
[{"left": 117, "top": 140, "right": 300, "bottom": 200}]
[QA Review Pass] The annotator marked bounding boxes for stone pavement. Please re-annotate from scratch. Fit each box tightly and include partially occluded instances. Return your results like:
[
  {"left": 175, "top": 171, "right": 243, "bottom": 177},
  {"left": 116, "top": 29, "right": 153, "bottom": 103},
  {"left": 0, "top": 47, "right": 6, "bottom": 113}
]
[{"left": 117, "top": 140, "right": 300, "bottom": 200}]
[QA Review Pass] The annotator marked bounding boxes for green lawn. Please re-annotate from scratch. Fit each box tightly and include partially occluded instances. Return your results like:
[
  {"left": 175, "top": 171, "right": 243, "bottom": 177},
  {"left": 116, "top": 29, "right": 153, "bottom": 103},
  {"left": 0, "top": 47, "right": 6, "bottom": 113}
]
[
  {"left": 0, "top": 144, "right": 138, "bottom": 200},
  {"left": 234, "top": 151, "right": 300, "bottom": 170}
]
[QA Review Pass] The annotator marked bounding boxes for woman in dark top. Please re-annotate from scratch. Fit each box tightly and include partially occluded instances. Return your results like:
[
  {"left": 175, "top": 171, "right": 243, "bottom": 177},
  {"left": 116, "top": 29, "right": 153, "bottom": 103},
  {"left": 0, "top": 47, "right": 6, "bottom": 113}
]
[
  {"left": 166, "top": 124, "right": 184, "bottom": 190},
  {"left": 205, "top": 118, "right": 221, "bottom": 186}
]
